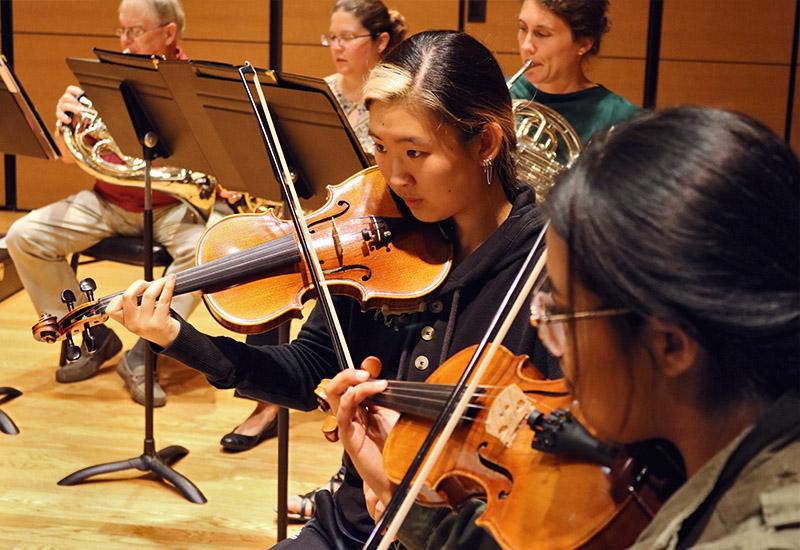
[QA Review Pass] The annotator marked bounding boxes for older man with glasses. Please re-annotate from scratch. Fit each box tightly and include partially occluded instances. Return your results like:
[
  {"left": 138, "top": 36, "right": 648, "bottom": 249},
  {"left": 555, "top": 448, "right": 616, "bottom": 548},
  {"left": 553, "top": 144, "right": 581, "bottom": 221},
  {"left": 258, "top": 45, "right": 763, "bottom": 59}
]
[{"left": 6, "top": 0, "right": 225, "bottom": 407}]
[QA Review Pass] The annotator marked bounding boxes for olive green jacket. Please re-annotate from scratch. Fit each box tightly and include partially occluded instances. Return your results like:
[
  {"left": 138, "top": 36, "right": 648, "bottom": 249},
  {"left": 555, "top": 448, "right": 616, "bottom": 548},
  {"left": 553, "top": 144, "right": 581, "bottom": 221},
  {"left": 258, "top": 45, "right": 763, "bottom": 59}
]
[{"left": 397, "top": 392, "right": 800, "bottom": 550}]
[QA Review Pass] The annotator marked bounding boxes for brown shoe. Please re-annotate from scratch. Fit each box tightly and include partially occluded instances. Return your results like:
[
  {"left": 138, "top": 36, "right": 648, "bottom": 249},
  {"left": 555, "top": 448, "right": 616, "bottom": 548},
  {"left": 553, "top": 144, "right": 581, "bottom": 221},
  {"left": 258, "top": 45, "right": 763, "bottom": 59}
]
[
  {"left": 56, "top": 330, "right": 123, "bottom": 383},
  {"left": 115, "top": 353, "right": 166, "bottom": 407}
]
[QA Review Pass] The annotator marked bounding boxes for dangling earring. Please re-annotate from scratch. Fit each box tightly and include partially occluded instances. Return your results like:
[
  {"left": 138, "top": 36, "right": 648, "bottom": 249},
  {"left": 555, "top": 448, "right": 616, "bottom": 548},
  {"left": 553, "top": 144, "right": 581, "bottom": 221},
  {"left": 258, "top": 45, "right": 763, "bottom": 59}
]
[{"left": 482, "top": 158, "right": 493, "bottom": 185}]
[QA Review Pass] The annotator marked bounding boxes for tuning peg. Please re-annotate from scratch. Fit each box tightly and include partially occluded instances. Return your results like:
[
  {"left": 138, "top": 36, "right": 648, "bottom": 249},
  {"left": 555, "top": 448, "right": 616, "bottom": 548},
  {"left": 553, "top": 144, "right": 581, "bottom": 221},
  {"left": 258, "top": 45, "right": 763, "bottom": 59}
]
[
  {"left": 82, "top": 326, "right": 96, "bottom": 353},
  {"left": 63, "top": 333, "right": 82, "bottom": 362},
  {"left": 60, "top": 289, "right": 77, "bottom": 311},
  {"left": 79, "top": 278, "right": 97, "bottom": 302}
]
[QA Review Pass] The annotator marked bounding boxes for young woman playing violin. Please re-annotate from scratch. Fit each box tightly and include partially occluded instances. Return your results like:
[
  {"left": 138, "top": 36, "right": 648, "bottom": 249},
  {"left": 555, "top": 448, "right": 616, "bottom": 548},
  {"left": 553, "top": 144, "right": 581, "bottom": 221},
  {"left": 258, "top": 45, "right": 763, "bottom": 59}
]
[
  {"left": 106, "top": 30, "right": 555, "bottom": 549},
  {"left": 334, "top": 107, "right": 800, "bottom": 548}
]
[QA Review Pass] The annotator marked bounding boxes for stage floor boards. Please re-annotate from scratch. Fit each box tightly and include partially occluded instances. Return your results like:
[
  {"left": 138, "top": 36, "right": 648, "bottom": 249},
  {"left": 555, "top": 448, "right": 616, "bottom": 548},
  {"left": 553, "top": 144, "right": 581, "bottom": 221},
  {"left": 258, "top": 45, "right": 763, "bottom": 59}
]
[{"left": 0, "top": 211, "right": 342, "bottom": 548}]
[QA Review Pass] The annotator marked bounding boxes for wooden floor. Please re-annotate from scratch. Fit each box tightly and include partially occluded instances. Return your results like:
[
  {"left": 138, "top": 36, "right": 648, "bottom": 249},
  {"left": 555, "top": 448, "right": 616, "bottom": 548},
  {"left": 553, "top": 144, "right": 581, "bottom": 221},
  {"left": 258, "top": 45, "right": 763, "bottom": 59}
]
[{"left": 0, "top": 211, "right": 342, "bottom": 548}]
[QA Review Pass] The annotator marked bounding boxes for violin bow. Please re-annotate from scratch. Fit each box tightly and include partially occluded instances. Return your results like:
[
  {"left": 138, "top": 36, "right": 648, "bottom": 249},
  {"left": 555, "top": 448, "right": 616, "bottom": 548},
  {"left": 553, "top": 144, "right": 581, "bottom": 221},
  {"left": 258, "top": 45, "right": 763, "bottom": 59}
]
[
  {"left": 366, "top": 223, "right": 549, "bottom": 550},
  {"left": 237, "top": 63, "right": 355, "bottom": 372}
]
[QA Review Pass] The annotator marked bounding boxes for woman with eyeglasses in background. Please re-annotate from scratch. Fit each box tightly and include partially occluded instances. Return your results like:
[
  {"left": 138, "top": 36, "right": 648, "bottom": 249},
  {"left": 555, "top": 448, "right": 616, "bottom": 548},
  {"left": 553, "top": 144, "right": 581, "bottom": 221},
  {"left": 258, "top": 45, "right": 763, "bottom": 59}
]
[{"left": 322, "top": 0, "right": 407, "bottom": 157}]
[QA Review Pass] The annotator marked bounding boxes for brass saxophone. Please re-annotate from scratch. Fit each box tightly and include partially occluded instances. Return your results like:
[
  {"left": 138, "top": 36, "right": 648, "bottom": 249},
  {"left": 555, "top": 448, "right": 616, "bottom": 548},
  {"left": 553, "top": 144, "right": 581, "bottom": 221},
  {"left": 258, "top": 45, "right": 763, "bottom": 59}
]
[
  {"left": 60, "top": 95, "right": 282, "bottom": 216},
  {"left": 507, "top": 61, "right": 581, "bottom": 202}
]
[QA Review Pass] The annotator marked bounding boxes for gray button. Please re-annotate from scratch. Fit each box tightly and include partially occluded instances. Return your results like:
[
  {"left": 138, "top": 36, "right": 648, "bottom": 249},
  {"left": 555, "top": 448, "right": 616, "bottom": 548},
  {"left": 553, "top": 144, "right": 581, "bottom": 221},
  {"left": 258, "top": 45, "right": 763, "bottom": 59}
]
[
  {"left": 414, "top": 355, "right": 429, "bottom": 371},
  {"left": 421, "top": 326, "right": 435, "bottom": 341},
  {"left": 429, "top": 300, "right": 444, "bottom": 314}
]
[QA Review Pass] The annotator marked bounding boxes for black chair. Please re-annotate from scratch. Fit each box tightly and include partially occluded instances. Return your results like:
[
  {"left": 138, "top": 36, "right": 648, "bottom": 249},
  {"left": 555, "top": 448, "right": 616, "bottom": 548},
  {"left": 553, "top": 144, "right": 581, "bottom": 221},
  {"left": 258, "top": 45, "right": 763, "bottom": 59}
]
[
  {"left": 70, "top": 235, "right": 173, "bottom": 271},
  {"left": 59, "top": 236, "right": 173, "bottom": 367}
]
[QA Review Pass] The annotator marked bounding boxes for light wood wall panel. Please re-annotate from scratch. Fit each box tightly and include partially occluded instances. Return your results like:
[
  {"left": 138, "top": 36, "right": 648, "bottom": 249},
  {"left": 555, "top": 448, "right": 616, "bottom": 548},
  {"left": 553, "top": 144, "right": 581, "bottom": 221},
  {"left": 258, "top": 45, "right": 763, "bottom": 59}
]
[
  {"left": 661, "top": 0, "right": 795, "bottom": 64},
  {"left": 466, "top": 0, "right": 520, "bottom": 54},
  {"left": 12, "top": 0, "right": 269, "bottom": 210},
  {"left": 657, "top": 61, "right": 789, "bottom": 136},
  {"left": 14, "top": 33, "right": 117, "bottom": 210},
  {"left": 182, "top": 0, "right": 269, "bottom": 43},
  {"left": 585, "top": 57, "right": 645, "bottom": 106},
  {"left": 284, "top": 44, "right": 333, "bottom": 77}
]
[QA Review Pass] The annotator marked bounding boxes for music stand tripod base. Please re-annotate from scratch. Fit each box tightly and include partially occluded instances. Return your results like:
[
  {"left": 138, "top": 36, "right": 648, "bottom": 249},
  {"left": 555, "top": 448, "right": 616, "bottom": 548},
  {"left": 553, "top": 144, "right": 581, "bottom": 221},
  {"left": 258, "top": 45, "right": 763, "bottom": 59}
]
[{"left": 57, "top": 442, "right": 206, "bottom": 504}]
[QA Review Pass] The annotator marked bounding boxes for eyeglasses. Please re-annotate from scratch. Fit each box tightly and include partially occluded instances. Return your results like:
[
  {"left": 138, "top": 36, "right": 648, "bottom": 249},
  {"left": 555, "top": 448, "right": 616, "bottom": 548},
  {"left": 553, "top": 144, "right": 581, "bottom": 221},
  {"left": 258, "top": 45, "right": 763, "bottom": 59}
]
[
  {"left": 320, "top": 33, "right": 373, "bottom": 47},
  {"left": 530, "top": 291, "right": 631, "bottom": 358},
  {"left": 115, "top": 23, "right": 168, "bottom": 39}
]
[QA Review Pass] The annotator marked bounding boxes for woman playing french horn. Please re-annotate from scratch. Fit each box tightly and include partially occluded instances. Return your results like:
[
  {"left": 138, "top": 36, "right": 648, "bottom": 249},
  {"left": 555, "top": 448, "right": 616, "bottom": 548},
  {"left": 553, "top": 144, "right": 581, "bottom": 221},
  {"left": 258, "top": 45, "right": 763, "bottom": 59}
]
[{"left": 512, "top": 0, "right": 638, "bottom": 144}]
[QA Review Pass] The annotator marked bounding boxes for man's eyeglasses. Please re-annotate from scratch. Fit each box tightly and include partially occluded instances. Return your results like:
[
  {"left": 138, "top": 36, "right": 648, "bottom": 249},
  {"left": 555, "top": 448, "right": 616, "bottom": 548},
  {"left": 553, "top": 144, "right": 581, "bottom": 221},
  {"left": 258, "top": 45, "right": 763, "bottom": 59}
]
[
  {"left": 320, "top": 33, "right": 373, "bottom": 47},
  {"left": 115, "top": 23, "right": 168, "bottom": 39},
  {"left": 530, "top": 291, "right": 631, "bottom": 358}
]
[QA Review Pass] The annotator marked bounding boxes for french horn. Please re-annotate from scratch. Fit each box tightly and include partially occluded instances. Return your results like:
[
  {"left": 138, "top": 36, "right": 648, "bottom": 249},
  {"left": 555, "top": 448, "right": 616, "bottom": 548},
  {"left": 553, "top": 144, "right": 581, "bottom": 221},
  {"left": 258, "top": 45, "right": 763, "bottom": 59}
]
[
  {"left": 60, "top": 95, "right": 281, "bottom": 216},
  {"left": 507, "top": 61, "right": 581, "bottom": 202}
]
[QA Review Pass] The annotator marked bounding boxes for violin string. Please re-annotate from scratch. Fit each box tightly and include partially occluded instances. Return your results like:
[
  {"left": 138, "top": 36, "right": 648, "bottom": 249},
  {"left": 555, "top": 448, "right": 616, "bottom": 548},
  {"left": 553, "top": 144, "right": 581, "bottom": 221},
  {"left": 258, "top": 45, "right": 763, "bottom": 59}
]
[
  {"left": 379, "top": 383, "right": 560, "bottom": 412},
  {"left": 98, "top": 215, "right": 386, "bottom": 310},
  {"left": 376, "top": 387, "right": 562, "bottom": 415}
]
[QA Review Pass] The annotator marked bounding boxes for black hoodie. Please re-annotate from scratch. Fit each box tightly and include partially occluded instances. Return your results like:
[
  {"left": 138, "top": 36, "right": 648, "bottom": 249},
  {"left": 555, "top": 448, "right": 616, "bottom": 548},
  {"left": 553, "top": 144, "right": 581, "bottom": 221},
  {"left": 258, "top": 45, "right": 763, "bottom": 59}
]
[{"left": 160, "top": 187, "right": 560, "bottom": 543}]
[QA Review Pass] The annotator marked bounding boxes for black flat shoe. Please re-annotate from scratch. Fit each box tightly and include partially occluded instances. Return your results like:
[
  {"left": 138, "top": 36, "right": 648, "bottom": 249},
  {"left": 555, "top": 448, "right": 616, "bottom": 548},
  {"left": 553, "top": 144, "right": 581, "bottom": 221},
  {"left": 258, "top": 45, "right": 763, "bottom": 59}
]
[{"left": 220, "top": 416, "right": 279, "bottom": 452}]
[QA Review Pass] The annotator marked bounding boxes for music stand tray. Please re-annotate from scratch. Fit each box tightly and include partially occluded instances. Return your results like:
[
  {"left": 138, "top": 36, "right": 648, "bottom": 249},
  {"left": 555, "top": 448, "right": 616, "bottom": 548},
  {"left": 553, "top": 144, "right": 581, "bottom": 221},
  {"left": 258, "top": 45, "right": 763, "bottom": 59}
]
[
  {"left": 0, "top": 55, "right": 60, "bottom": 160},
  {"left": 157, "top": 58, "right": 370, "bottom": 210}
]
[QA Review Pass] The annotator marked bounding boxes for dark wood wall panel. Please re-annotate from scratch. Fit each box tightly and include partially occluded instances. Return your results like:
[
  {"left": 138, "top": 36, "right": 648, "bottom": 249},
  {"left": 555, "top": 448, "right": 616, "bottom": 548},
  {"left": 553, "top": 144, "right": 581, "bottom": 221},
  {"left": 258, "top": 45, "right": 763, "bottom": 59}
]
[
  {"left": 1, "top": 0, "right": 4, "bottom": 208},
  {"left": 792, "top": 68, "right": 799, "bottom": 150},
  {"left": 658, "top": 61, "right": 789, "bottom": 136}
]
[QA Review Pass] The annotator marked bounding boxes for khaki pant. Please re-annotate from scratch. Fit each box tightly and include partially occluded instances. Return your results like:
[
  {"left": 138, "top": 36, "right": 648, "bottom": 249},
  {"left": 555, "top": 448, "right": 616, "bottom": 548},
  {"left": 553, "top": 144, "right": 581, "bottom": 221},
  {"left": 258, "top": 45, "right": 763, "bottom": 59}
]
[{"left": 6, "top": 189, "right": 229, "bottom": 320}]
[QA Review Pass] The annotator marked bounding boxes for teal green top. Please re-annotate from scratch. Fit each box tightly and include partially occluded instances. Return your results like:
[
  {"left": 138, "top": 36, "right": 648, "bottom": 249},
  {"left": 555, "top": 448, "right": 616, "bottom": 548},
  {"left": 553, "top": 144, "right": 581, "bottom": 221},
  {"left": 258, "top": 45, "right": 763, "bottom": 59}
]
[{"left": 509, "top": 75, "right": 640, "bottom": 144}]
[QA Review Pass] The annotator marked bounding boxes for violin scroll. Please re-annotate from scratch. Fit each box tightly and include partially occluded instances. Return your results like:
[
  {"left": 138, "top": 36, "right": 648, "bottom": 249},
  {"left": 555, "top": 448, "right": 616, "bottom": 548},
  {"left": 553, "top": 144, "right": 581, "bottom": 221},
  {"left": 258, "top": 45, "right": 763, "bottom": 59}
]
[{"left": 30, "top": 277, "right": 109, "bottom": 362}]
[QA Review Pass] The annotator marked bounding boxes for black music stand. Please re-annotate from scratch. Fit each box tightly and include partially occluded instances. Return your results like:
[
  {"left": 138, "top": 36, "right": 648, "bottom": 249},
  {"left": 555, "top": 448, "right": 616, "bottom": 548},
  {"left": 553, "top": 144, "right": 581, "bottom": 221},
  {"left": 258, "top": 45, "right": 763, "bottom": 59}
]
[
  {"left": 64, "top": 49, "right": 369, "bottom": 520},
  {"left": 159, "top": 58, "right": 369, "bottom": 536},
  {"left": 57, "top": 52, "right": 205, "bottom": 504},
  {"left": 0, "top": 55, "right": 61, "bottom": 435}
]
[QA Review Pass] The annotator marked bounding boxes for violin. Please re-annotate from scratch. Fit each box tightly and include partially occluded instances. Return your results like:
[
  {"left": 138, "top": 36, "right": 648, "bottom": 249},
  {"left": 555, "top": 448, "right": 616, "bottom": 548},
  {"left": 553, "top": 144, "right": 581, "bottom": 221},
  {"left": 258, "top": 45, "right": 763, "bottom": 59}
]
[
  {"left": 31, "top": 166, "right": 453, "bottom": 353},
  {"left": 370, "top": 344, "right": 685, "bottom": 550}
]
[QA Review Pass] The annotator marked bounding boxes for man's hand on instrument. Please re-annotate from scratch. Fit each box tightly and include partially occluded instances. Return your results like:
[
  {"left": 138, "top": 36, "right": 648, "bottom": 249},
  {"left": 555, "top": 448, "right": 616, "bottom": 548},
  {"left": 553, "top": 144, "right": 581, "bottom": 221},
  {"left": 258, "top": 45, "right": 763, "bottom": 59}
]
[
  {"left": 106, "top": 274, "right": 181, "bottom": 349},
  {"left": 56, "top": 85, "right": 86, "bottom": 126}
]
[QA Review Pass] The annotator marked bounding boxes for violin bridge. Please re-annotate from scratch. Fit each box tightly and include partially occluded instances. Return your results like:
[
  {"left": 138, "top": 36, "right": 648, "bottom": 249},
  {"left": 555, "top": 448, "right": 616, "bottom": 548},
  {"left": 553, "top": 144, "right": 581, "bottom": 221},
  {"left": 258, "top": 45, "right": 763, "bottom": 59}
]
[{"left": 485, "top": 384, "right": 530, "bottom": 447}]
